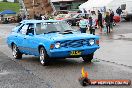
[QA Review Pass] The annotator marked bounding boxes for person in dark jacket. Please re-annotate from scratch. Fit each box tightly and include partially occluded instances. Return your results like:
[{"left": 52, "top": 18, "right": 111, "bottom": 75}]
[
  {"left": 116, "top": 7, "right": 122, "bottom": 16},
  {"left": 98, "top": 11, "right": 103, "bottom": 33},
  {"left": 110, "top": 10, "right": 114, "bottom": 31},
  {"left": 105, "top": 12, "right": 111, "bottom": 33},
  {"left": 38, "top": 14, "right": 42, "bottom": 20}
]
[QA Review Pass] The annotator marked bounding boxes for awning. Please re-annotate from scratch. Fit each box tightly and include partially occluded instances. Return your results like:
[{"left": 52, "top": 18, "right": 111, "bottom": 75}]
[
  {"left": 79, "top": 0, "right": 113, "bottom": 10},
  {"left": 0, "top": 10, "right": 16, "bottom": 15}
]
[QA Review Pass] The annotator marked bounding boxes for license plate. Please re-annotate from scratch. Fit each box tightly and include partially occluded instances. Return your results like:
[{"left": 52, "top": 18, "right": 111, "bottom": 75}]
[{"left": 70, "top": 51, "right": 81, "bottom": 56}]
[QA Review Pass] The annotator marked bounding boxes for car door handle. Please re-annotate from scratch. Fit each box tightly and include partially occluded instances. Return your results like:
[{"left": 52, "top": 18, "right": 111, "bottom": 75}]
[
  {"left": 15, "top": 36, "right": 17, "bottom": 37},
  {"left": 24, "top": 37, "right": 27, "bottom": 39}
]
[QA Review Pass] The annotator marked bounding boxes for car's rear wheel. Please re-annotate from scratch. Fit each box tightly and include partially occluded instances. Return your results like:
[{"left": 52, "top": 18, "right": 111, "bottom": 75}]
[
  {"left": 82, "top": 53, "right": 94, "bottom": 62},
  {"left": 39, "top": 47, "right": 49, "bottom": 66},
  {"left": 12, "top": 44, "right": 22, "bottom": 59}
]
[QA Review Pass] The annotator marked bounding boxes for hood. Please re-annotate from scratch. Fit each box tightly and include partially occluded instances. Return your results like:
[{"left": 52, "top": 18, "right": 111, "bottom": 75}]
[{"left": 39, "top": 32, "right": 99, "bottom": 41}]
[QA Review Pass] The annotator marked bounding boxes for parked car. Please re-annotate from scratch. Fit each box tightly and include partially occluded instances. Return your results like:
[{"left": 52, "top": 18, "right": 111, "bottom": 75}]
[
  {"left": 54, "top": 13, "right": 77, "bottom": 20},
  {"left": 65, "top": 13, "right": 90, "bottom": 26},
  {"left": 54, "top": 14, "right": 67, "bottom": 20},
  {"left": 7, "top": 20, "right": 100, "bottom": 66}
]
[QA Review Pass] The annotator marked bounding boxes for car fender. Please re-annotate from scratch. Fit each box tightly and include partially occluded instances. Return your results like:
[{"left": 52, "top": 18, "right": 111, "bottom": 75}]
[{"left": 37, "top": 39, "right": 54, "bottom": 56}]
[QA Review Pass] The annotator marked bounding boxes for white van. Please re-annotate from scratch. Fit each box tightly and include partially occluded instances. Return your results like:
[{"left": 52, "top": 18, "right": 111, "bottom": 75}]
[{"left": 120, "top": 0, "right": 132, "bottom": 21}]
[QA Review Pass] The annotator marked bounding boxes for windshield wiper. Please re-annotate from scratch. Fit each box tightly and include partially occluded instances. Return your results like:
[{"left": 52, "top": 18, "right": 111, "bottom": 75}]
[{"left": 44, "top": 31, "right": 60, "bottom": 34}]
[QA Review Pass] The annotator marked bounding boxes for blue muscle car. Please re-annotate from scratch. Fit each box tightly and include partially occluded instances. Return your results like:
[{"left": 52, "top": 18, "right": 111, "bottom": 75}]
[{"left": 7, "top": 20, "right": 100, "bottom": 66}]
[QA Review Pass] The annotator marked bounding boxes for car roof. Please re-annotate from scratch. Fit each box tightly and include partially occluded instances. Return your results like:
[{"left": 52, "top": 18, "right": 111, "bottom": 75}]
[{"left": 20, "top": 20, "right": 63, "bottom": 24}]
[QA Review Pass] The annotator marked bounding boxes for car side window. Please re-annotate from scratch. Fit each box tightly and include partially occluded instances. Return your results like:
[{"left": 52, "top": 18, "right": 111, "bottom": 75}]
[
  {"left": 19, "top": 24, "right": 29, "bottom": 35},
  {"left": 36, "top": 23, "right": 46, "bottom": 35},
  {"left": 19, "top": 24, "right": 34, "bottom": 35},
  {"left": 26, "top": 24, "right": 34, "bottom": 35}
]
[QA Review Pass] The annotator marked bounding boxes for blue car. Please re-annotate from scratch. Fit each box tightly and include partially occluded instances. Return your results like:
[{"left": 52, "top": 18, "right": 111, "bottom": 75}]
[{"left": 7, "top": 20, "right": 100, "bottom": 66}]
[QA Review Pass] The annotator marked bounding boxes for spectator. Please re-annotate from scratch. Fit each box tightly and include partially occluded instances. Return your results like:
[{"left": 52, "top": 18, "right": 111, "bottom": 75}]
[
  {"left": 27, "top": 15, "right": 30, "bottom": 20},
  {"left": 34, "top": 14, "right": 38, "bottom": 20},
  {"left": 110, "top": 10, "right": 114, "bottom": 31},
  {"left": 83, "top": 9, "right": 87, "bottom": 13},
  {"left": 88, "top": 16, "right": 96, "bottom": 35},
  {"left": 77, "top": 10, "right": 82, "bottom": 13},
  {"left": 23, "top": 15, "right": 26, "bottom": 20},
  {"left": 79, "top": 16, "right": 88, "bottom": 33},
  {"left": 41, "top": 15, "right": 46, "bottom": 20},
  {"left": 17, "top": 14, "right": 22, "bottom": 22},
  {"left": 116, "top": 7, "right": 122, "bottom": 16},
  {"left": 0, "top": 15, "right": 4, "bottom": 23},
  {"left": 38, "top": 14, "right": 42, "bottom": 20},
  {"left": 104, "top": 12, "right": 111, "bottom": 33},
  {"left": 98, "top": 10, "right": 103, "bottom": 33}
]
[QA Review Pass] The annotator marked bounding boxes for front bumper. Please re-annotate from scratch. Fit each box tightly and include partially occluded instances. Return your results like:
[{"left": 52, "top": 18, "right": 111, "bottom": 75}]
[{"left": 48, "top": 45, "right": 99, "bottom": 58}]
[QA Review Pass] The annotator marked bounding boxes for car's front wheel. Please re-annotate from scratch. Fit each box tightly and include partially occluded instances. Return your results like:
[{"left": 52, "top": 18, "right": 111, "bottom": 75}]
[
  {"left": 12, "top": 44, "right": 22, "bottom": 59},
  {"left": 39, "top": 47, "right": 49, "bottom": 66},
  {"left": 67, "top": 21, "right": 72, "bottom": 26},
  {"left": 82, "top": 53, "right": 94, "bottom": 62}
]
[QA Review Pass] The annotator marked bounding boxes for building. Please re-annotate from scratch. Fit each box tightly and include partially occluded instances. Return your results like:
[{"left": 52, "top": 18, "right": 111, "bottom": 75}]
[
  {"left": 0, "top": 0, "right": 18, "bottom": 2},
  {"left": 51, "top": 0, "right": 88, "bottom": 11}
]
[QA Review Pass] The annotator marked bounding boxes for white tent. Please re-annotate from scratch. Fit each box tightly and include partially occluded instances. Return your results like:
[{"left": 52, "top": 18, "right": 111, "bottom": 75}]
[{"left": 79, "top": 0, "right": 113, "bottom": 11}]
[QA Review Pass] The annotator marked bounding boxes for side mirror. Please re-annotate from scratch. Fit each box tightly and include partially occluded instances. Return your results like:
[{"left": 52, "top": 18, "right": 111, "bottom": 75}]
[{"left": 28, "top": 33, "right": 33, "bottom": 36}]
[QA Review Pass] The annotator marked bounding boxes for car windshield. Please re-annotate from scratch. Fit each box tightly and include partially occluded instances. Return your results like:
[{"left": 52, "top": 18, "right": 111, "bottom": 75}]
[{"left": 35, "top": 21, "right": 74, "bottom": 34}]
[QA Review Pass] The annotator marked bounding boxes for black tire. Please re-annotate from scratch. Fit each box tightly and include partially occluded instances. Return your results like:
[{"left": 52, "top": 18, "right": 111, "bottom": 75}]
[
  {"left": 79, "top": 77, "right": 91, "bottom": 86},
  {"left": 39, "top": 47, "right": 49, "bottom": 66},
  {"left": 68, "top": 21, "right": 72, "bottom": 26},
  {"left": 124, "top": 17, "right": 130, "bottom": 21},
  {"left": 12, "top": 44, "right": 22, "bottom": 59},
  {"left": 82, "top": 53, "right": 94, "bottom": 62}
]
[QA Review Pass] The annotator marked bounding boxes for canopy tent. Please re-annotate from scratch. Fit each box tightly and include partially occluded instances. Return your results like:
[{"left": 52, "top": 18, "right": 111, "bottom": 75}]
[
  {"left": 0, "top": 10, "right": 16, "bottom": 15},
  {"left": 79, "top": 0, "right": 113, "bottom": 11}
]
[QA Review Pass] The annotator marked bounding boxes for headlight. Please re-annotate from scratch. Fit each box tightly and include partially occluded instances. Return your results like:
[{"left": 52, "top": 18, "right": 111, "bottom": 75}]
[
  {"left": 55, "top": 43, "right": 61, "bottom": 48},
  {"left": 89, "top": 39, "right": 94, "bottom": 45}
]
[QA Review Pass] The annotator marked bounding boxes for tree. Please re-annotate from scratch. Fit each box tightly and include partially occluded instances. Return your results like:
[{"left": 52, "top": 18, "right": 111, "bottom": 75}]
[
  {"left": 14, "top": 0, "right": 19, "bottom": 3},
  {"left": 3, "top": 0, "right": 7, "bottom": 2}
]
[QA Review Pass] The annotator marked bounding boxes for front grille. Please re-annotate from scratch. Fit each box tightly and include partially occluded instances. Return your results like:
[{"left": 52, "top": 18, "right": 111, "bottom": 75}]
[{"left": 60, "top": 39, "right": 90, "bottom": 48}]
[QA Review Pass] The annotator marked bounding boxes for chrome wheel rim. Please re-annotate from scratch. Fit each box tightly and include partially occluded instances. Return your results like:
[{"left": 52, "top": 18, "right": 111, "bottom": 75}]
[
  {"left": 40, "top": 48, "right": 45, "bottom": 65},
  {"left": 12, "top": 45, "right": 17, "bottom": 58}
]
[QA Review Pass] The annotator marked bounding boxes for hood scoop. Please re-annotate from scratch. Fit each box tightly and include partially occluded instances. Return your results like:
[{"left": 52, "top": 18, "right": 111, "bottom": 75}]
[{"left": 60, "top": 31, "right": 73, "bottom": 34}]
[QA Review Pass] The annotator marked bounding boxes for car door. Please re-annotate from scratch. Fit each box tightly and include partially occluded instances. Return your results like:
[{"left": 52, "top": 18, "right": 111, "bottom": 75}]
[
  {"left": 23, "top": 23, "right": 38, "bottom": 55},
  {"left": 16, "top": 24, "right": 29, "bottom": 54}
]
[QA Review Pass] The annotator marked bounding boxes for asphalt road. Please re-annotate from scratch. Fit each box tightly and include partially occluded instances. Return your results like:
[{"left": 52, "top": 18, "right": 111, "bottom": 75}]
[{"left": 0, "top": 22, "right": 132, "bottom": 88}]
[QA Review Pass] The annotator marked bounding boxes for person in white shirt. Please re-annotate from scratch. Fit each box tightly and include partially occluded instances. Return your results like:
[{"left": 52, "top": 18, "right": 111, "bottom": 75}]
[{"left": 79, "top": 16, "right": 88, "bottom": 33}]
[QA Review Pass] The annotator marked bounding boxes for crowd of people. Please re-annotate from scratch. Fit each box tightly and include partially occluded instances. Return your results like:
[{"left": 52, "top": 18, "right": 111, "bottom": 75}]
[
  {"left": 78, "top": 9, "right": 116, "bottom": 35},
  {"left": 1, "top": 7, "right": 122, "bottom": 36}
]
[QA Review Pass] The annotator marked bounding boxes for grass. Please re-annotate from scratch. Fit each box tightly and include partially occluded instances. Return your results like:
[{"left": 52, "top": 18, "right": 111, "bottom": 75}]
[{"left": 0, "top": 2, "right": 20, "bottom": 13}]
